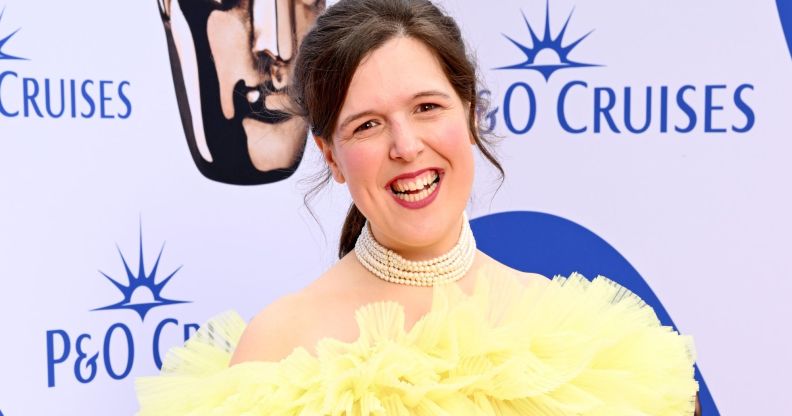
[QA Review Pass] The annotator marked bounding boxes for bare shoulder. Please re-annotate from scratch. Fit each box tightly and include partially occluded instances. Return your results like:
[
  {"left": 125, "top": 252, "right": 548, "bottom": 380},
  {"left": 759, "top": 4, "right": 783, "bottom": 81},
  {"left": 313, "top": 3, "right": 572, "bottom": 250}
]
[
  {"left": 505, "top": 266, "right": 550, "bottom": 291},
  {"left": 477, "top": 250, "right": 550, "bottom": 290},
  {"left": 229, "top": 260, "right": 359, "bottom": 365},
  {"left": 229, "top": 291, "right": 311, "bottom": 365},
  {"left": 514, "top": 269, "right": 551, "bottom": 289}
]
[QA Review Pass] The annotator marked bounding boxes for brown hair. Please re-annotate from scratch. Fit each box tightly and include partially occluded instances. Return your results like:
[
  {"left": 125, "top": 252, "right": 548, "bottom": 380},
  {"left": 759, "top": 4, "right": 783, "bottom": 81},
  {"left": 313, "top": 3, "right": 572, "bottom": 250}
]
[{"left": 290, "top": 0, "right": 503, "bottom": 258}]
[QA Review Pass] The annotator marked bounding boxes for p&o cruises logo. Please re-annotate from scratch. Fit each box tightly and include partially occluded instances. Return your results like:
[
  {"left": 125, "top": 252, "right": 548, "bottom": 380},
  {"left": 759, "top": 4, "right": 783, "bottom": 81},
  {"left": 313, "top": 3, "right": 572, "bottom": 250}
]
[
  {"left": 0, "top": 7, "right": 25, "bottom": 61},
  {"left": 0, "top": 6, "right": 132, "bottom": 120},
  {"left": 497, "top": 6, "right": 598, "bottom": 80},
  {"left": 45, "top": 225, "right": 198, "bottom": 388},
  {"left": 487, "top": 1, "right": 755, "bottom": 136},
  {"left": 93, "top": 226, "right": 188, "bottom": 321}
]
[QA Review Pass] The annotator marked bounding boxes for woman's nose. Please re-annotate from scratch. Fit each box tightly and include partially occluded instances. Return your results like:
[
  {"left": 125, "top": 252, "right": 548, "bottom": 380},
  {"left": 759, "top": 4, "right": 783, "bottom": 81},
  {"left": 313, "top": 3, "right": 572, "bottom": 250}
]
[
  {"left": 252, "top": 0, "right": 294, "bottom": 61},
  {"left": 388, "top": 120, "right": 425, "bottom": 162}
]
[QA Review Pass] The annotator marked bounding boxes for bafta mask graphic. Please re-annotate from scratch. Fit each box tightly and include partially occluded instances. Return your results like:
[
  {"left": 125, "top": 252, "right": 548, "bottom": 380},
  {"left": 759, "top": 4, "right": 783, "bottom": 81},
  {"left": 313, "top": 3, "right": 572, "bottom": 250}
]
[{"left": 157, "top": 0, "right": 325, "bottom": 185}]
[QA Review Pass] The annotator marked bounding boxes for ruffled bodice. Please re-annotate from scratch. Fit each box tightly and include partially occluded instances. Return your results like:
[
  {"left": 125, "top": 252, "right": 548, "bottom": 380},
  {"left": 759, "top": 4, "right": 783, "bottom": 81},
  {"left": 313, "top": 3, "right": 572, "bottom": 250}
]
[{"left": 136, "top": 268, "right": 698, "bottom": 415}]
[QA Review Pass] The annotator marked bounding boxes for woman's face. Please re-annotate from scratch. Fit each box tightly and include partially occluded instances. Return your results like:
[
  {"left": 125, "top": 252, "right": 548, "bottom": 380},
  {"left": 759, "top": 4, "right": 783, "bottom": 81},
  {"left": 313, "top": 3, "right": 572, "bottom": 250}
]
[{"left": 318, "top": 37, "right": 475, "bottom": 259}]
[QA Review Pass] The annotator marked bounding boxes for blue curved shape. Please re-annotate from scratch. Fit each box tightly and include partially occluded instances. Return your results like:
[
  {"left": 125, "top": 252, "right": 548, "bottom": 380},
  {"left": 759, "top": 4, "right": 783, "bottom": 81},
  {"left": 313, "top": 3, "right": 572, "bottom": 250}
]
[
  {"left": 471, "top": 211, "right": 719, "bottom": 415},
  {"left": 779, "top": 0, "right": 792, "bottom": 59}
]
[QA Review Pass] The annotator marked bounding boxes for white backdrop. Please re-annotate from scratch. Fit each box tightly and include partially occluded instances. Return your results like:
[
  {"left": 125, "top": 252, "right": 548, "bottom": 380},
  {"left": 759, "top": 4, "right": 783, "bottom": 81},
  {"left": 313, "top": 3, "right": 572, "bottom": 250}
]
[{"left": 1, "top": 0, "right": 791, "bottom": 414}]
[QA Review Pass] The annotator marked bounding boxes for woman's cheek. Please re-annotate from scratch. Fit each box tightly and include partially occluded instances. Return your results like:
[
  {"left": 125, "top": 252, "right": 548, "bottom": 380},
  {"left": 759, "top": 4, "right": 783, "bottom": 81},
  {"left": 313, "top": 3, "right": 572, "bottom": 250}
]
[
  {"left": 339, "top": 144, "right": 381, "bottom": 198},
  {"left": 438, "top": 118, "right": 474, "bottom": 165},
  {"left": 436, "top": 111, "right": 465, "bottom": 139}
]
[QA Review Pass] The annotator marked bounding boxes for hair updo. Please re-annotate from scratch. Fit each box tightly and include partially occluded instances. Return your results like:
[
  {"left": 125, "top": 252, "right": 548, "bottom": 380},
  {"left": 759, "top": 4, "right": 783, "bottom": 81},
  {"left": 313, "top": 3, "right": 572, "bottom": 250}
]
[{"left": 290, "top": 0, "right": 503, "bottom": 258}]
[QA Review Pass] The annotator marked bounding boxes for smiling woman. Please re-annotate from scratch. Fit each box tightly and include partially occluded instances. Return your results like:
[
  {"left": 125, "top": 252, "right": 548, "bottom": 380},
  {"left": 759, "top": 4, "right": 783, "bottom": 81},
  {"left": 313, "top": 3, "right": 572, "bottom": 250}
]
[
  {"left": 313, "top": 36, "right": 478, "bottom": 260},
  {"left": 137, "top": 1, "right": 700, "bottom": 414}
]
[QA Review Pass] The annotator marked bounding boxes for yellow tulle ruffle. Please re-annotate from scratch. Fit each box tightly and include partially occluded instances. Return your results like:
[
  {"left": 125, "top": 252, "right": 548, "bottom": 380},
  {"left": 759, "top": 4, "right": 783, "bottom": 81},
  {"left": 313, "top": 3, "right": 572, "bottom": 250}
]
[{"left": 136, "top": 268, "right": 698, "bottom": 415}]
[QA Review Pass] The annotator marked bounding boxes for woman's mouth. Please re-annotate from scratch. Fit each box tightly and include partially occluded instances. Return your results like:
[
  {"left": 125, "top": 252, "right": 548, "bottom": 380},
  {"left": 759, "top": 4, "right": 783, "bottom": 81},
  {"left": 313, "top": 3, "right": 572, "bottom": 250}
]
[{"left": 387, "top": 168, "right": 442, "bottom": 208}]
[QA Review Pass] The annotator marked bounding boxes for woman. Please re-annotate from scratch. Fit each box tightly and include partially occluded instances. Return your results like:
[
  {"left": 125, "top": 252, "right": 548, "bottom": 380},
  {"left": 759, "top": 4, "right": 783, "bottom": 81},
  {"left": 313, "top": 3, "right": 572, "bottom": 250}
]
[{"left": 137, "top": 0, "right": 700, "bottom": 414}]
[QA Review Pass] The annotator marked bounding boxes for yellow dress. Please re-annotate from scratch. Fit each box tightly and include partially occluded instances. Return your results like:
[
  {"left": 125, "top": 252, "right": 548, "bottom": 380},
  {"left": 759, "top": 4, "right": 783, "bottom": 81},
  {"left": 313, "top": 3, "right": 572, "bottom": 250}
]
[{"left": 136, "top": 267, "right": 698, "bottom": 415}]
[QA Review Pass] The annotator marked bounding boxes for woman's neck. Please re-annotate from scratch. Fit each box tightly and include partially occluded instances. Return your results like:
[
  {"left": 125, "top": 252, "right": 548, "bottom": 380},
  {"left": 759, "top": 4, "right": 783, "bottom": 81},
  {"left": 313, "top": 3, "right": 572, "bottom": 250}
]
[
  {"left": 369, "top": 214, "right": 466, "bottom": 261},
  {"left": 353, "top": 212, "right": 477, "bottom": 286}
]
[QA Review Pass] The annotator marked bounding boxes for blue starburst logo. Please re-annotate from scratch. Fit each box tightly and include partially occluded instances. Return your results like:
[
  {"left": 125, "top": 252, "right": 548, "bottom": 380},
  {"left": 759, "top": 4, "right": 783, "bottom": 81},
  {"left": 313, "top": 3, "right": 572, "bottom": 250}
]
[
  {"left": 0, "top": 6, "right": 27, "bottom": 61},
  {"left": 497, "top": 1, "right": 599, "bottom": 80},
  {"left": 93, "top": 225, "right": 189, "bottom": 321}
]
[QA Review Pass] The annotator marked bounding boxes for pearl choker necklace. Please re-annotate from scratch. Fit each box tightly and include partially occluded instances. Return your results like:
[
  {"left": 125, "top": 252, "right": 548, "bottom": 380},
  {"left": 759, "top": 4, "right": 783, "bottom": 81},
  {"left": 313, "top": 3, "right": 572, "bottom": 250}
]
[{"left": 354, "top": 213, "right": 476, "bottom": 286}]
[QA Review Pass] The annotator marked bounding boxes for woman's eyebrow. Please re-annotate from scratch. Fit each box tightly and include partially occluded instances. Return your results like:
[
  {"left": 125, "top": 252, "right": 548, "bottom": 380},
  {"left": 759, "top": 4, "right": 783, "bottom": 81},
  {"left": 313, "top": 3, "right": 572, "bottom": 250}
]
[
  {"left": 413, "top": 90, "right": 451, "bottom": 100},
  {"left": 338, "top": 90, "right": 452, "bottom": 130},
  {"left": 338, "top": 110, "right": 378, "bottom": 131}
]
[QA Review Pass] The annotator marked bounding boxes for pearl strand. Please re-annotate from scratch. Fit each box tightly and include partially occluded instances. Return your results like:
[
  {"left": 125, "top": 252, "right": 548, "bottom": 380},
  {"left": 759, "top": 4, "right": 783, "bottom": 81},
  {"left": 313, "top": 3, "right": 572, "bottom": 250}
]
[{"left": 354, "top": 213, "right": 476, "bottom": 286}]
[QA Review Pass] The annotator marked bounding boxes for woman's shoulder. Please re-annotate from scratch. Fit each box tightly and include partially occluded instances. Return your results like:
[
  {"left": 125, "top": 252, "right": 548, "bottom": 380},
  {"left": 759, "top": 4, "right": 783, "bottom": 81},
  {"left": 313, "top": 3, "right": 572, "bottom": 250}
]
[
  {"left": 475, "top": 250, "right": 550, "bottom": 290},
  {"left": 230, "top": 258, "right": 364, "bottom": 365},
  {"left": 229, "top": 291, "right": 310, "bottom": 364}
]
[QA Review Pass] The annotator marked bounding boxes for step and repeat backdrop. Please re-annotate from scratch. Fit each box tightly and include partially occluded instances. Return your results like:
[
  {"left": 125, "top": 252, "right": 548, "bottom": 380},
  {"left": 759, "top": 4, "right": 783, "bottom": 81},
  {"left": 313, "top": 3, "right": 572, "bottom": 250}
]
[{"left": 2, "top": 0, "right": 791, "bottom": 414}]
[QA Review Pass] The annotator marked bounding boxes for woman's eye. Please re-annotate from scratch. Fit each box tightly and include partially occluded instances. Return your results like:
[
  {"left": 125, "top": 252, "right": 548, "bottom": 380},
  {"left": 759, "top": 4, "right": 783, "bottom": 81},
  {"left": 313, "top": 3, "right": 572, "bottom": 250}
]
[
  {"left": 354, "top": 120, "right": 378, "bottom": 133},
  {"left": 417, "top": 103, "right": 439, "bottom": 113}
]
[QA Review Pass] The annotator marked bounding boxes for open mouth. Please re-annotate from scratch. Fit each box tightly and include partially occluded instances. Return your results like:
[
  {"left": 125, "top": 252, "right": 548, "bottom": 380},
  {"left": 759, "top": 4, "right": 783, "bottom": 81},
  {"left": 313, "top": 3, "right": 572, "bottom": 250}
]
[{"left": 388, "top": 169, "right": 442, "bottom": 203}]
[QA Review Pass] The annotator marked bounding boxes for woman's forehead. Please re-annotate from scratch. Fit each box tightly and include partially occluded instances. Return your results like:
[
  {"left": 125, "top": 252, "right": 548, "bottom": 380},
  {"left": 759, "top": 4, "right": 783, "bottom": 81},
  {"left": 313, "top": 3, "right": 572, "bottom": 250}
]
[{"left": 342, "top": 37, "right": 454, "bottom": 112}]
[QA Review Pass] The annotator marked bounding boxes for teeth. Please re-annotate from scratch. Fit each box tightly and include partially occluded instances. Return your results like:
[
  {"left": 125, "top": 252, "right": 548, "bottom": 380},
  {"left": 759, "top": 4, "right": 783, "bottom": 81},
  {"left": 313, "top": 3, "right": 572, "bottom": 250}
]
[
  {"left": 394, "top": 181, "right": 438, "bottom": 203},
  {"left": 391, "top": 170, "right": 438, "bottom": 194}
]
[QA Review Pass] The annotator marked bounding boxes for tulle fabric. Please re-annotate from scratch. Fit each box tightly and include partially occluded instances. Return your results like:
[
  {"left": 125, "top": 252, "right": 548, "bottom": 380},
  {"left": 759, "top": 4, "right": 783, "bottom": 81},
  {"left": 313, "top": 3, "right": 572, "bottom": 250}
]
[{"left": 136, "top": 267, "right": 698, "bottom": 415}]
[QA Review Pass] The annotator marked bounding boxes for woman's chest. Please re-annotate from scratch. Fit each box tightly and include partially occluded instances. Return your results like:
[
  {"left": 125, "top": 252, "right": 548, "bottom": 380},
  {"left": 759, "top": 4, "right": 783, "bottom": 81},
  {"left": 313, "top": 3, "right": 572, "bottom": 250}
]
[{"left": 294, "top": 290, "right": 435, "bottom": 354}]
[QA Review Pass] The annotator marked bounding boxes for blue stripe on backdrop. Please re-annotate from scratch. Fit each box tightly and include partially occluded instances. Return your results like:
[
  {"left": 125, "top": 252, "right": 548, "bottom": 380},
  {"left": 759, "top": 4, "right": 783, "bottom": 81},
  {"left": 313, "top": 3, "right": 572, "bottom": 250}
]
[
  {"left": 472, "top": 211, "right": 719, "bottom": 415},
  {"left": 778, "top": 0, "right": 792, "bottom": 59}
]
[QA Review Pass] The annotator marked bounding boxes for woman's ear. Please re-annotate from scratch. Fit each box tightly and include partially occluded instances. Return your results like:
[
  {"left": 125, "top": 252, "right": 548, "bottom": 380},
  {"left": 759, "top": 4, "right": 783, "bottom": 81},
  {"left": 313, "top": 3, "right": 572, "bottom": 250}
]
[{"left": 313, "top": 135, "right": 345, "bottom": 183}]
